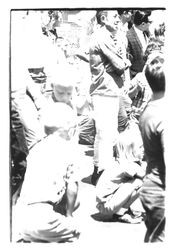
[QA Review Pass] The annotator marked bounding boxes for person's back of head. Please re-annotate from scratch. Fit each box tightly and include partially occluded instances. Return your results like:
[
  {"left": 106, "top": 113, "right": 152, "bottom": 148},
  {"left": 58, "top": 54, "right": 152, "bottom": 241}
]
[
  {"left": 96, "top": 10, "right": 108, "bottom": 25},
  {"left": 145, "top": 56, "right": 165, "bottom": 93},
  {"left": 117, "top": 9, "right": 133, "bottom": 25},
  {"left": 133, "top": 10, "right": 151, "bottom": 26}
]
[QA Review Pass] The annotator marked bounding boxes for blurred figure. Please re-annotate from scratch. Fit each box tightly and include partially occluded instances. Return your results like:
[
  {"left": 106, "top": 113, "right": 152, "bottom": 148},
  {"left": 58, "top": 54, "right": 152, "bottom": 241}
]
[
  {"left": 11, "top": 11, "right": 55, "bottom": 149},
  {"left": 128, "top": 37, "right": 164, "bottom": 120},
  {"left": 46, "top": 66, "right": 96, "bottom": 146},
  {"left": 117, "top": 9, "right": 133, "bottom": 60},
  {"left": 10, "top": 103, "right": 29, "bottom": 205},
  {"left": 148, "top": 10, "right": 165, "bottom": 48},
  {"left": 139, "top": 55, "right": 166, "bottom": 242},
  {"left": 13, "top": 103, "right": 81, "bottom": 243}
]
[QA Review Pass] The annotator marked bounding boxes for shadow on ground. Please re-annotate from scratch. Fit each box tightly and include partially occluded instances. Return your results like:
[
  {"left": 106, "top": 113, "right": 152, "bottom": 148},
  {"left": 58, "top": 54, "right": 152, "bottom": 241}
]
[
  {"left": 81, "top": 175, "right": 92, "bottom": 185},
  {"left": 91, "top": 212, "right": 120, "bottom": 223}
]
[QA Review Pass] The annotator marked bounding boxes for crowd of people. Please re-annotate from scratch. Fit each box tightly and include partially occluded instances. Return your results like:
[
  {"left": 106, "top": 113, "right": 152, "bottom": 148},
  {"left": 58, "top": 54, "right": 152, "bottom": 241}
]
[{"left": 10, "top": 9, "right": 166, "bottom": 243}]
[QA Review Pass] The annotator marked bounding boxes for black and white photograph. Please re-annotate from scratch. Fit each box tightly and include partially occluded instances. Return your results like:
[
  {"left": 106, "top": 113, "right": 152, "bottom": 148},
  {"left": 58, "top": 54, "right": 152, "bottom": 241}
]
[
  {"left": 9, "top": 6, "right": 166, "bottom": 245},
  {"left": 3, "top": 0, "right": 196, "bottom": 249}
]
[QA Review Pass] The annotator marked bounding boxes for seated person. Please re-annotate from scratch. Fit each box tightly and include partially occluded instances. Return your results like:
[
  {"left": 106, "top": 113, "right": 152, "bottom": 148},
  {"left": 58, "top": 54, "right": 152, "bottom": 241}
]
[
  {"left": 46, "top": 67, "right": 77, "bottom": 111},
  {"left": 127, "top": 37, "right": 164, "bottom": 120},
  {"left": 45, "top": 67, "right": 96, "bottom": 145},
  {"left": 128, "top": 71, "right": 152, "bottom": 121},
  {"left": 95, "top": 124, "right": 146, "bottom": 223},
  {"left": 11, "top": 67, "right": 47, "bottom": 150},
  {"left": 13, "top": 103, "right": 80, "bottom": 243}
]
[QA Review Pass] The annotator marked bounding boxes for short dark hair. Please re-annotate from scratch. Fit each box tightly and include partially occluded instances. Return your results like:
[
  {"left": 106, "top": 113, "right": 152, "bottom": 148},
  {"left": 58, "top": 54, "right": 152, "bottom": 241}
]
[
  {"left": 133, "top": 10, "right": 151, "bottom": 26},
  {"left": 96, "top": 10, "right": 108, "bottom": 25},
  {"left": 145, "top": 56, "right": 165, "bottom": 93},
  {"left": 117, "top": 8, "right": 131, "bottom": 16}
]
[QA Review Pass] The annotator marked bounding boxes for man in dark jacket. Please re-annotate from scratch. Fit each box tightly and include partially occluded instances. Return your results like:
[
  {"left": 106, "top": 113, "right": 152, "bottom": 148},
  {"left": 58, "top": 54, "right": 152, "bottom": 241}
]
[{"left": 127, "top": 10, "right": 152, "bottom": 79}]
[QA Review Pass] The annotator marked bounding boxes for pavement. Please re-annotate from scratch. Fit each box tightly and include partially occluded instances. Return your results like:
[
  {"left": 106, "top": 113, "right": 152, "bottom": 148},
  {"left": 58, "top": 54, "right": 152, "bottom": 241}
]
[{"left": 70, "top": 144, "right": 147, "bottom": 249}]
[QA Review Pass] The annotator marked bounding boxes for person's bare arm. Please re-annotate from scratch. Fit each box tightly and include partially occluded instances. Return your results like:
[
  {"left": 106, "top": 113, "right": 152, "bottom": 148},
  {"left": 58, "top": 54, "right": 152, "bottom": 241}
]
[
  {"left": 123, "top": 161, "right": 145, "bottom": 180},
  {"left": 65, "top": 181, "right": 79, "bottom": 217},
  {"left": 64, "top": 164, "right": 79, "bottom": 217},
  {"left": 100, "top": 41, "right": 128, "bottom": 74}
]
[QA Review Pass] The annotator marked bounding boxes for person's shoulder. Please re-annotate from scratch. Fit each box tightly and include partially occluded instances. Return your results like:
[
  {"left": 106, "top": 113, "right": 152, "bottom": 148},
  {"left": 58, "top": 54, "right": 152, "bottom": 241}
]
[
  {"left": 140, "top": 100, "right": 164, "bottom": 124},
  {"left": 27, "top": 136, "right": 49, "bottom": 160},
  {"left": 89, "top": 30, "right": 99, "bottom": 49},
  {"left": 89, "top": 27, "right": 108, "bottom": 51},
  {"left": 91, "top": 26, "right": 106, "bottom": 41},
  {"left": 139, "top": 102, "right": 152, "bottom": 121}
]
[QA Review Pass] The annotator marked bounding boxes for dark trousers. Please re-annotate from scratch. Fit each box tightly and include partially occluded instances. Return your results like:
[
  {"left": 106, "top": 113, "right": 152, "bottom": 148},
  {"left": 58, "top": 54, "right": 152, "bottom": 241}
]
[
  {"left": 11, "top": 101, "right": 28, "bottom": 197},
  {"left": 140, "top": 178, "right": 165, "bottom": 242}
]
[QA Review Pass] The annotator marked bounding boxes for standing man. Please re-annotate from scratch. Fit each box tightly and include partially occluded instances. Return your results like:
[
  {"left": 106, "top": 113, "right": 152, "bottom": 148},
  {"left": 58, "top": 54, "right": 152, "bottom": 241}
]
[
  {"left": 139, "top": 55, "right": 165, "bottom": 242},
  {"left": 127, "top": 10, "right": 152, "bottom": 79},
  {"left": 89, "top": 10, "right": 130, "bottom": 185}
]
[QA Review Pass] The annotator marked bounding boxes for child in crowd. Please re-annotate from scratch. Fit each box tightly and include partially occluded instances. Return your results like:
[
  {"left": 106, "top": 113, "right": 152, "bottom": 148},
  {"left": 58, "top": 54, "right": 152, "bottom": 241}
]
[
  {"left": 48, "top": 65, "right": 92, "bottom": 115},
  {"left": 95, "top": 121, "right": 146, "bottom": 223},
  {"left": 45, "top": 66, "right": 96, "bottom": 145},
  {"left": 13, "top": 103, "right": 81, "bottom": 243},
  {"left": 48, "top": 69, "right": 77, "bottom": 111}
]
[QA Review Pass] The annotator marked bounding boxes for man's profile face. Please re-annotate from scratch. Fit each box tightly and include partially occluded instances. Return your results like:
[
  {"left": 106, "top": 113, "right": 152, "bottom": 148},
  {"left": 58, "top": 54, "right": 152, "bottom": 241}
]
[
  {"left": 103, "top": 11, "right": 120, "bottom": 32},
  {"left": 142, "top": 16, "right": 153, "bottom": 32}
]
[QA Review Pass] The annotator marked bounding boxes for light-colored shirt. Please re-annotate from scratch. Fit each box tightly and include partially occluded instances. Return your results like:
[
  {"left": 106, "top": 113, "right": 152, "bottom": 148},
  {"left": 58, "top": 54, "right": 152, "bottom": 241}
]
[
  {"left": 18, "top": 134, "right": 80, "bottom": 205},
  {"left": 96, "top": 160, "right": 144, "bottom": 202},
  {"left": 89, "top": 26, "right": 127, "bottom": 97},
  {"left": 133, "top": 24, "right": 148, "bottom": 53}
]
